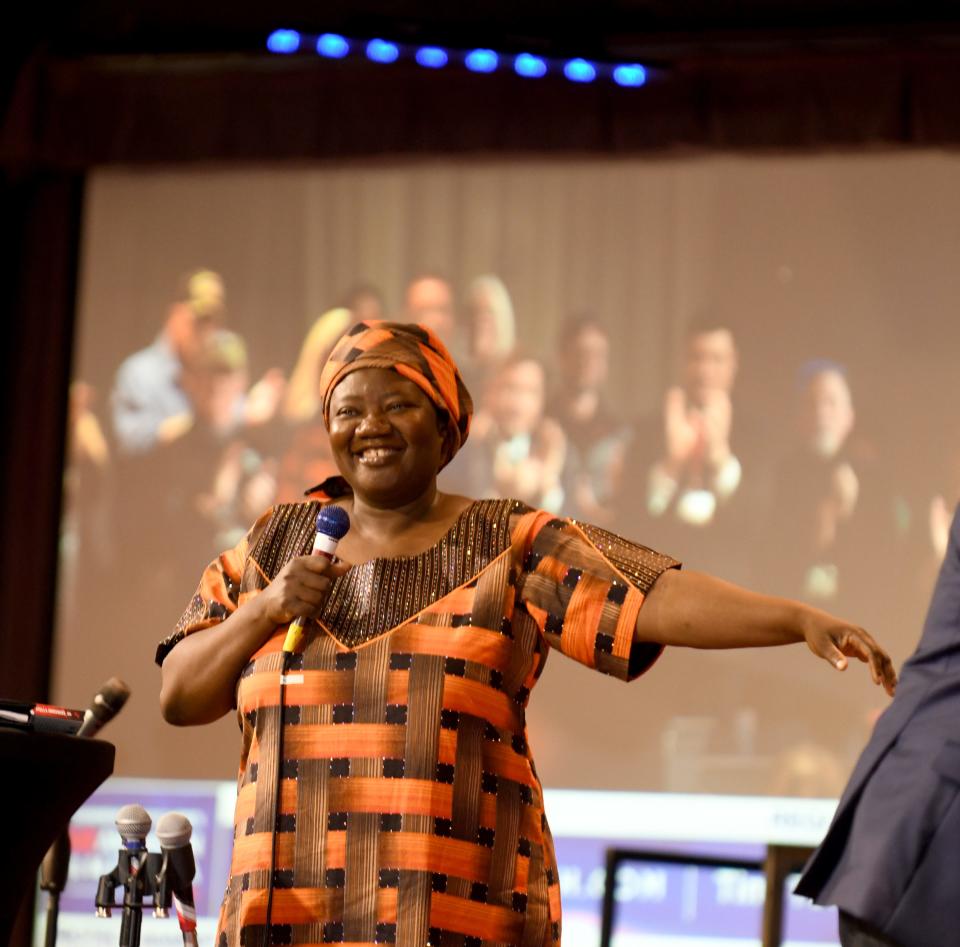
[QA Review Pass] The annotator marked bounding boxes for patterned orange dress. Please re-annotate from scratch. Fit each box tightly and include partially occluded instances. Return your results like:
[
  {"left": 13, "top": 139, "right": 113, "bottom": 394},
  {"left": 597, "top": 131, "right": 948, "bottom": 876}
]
[{"left": 157, "top": 497, "right": 678, "bottom": 947}]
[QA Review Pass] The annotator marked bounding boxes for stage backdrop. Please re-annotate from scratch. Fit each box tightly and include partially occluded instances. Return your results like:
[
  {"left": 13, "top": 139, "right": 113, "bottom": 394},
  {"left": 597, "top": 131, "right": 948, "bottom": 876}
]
[{"left": 54, "top": 150, "right": 960, "bottom": 795}]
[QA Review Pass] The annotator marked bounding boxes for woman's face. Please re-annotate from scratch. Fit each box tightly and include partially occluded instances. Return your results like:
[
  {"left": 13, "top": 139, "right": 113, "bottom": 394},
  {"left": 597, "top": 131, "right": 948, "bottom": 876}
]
[{"left": 327, "top": 367, "right": 448, "bottom": 506}]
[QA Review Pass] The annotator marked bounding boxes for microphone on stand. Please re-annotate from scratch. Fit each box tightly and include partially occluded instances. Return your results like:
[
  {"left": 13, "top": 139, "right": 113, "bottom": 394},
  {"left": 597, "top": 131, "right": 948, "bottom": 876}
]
[
  {"left": 41, "top": 677, "right": 131, "bottom": 946},
  {"left": 156, "top": 813, "right": 199, "bottom": 947},
  {"left": 76, "top": 677, "right": 131, "bottom": 738},
  {"left": 96, "top": 804, "right": 157, "bottom": 947},
  {"left": 282, "top": 506, "right": 350, "bottom": 655},
  {"left": 39, "top": 837, "right": 70, "bottom": 947}
]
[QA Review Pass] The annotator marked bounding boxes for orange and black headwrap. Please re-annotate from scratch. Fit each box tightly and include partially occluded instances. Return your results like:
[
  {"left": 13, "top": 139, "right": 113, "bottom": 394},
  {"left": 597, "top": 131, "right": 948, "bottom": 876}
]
[{"left": 319, "top": 320, "right": 473, "bottom": 466}]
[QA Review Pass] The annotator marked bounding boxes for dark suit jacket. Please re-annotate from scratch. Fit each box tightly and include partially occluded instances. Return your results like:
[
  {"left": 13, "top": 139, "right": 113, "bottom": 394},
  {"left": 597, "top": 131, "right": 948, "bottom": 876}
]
[{"left": 795, "top": 505, "right": 960, "bottom": 947}]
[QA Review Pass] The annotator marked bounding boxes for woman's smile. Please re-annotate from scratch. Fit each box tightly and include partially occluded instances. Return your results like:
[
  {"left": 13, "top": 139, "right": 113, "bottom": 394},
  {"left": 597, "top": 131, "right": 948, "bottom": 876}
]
[{"left": 353, "top": 444, "right": 403, "bottom": 466}]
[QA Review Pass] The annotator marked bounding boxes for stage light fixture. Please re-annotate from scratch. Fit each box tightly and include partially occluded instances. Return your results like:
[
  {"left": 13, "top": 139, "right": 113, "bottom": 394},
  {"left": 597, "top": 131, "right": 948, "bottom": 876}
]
[
  {"left": 267, "top": 30, "right": 301, "bottom": 54},
  {"left": 317, "top": 33, "right": 349, "bottom": 58},
  {"left": 416, "top": 47, "right": 449, "bottom": 68},
  {"left": 366, "top": 39, "right": 399, "bottom": 64},
  {"left": 514, "top": 53, "right": 547, "bottom": 78},
  {"left": 465, "top": 49, "right": 498, "bottom": 73},
  {"left": 613, "top": 64, "right": 647, "bottom": 87},
  {"left": 563, "top": 58, "right": 596, "bottom": 83}
]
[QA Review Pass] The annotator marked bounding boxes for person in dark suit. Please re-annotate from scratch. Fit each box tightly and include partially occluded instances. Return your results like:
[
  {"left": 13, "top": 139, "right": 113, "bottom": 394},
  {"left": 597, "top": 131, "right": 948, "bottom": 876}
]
[{"left": 795, "top": 503, "right": 960, "bottom": 947}]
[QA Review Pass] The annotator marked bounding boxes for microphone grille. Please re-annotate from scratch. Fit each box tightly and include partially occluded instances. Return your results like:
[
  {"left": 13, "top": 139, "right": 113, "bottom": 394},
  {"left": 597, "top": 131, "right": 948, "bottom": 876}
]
[
  {"left": 94, "top": 677, "right": 131, "bottom": 719},
  {"left": 115, "top": 803, "right": 152, "bottom": 841},
  {"left": 317, "top": 505, "right": 350, "bottom": 540},
  {"left": 156, "top": 811, "right": 193, "bottom": 848}
]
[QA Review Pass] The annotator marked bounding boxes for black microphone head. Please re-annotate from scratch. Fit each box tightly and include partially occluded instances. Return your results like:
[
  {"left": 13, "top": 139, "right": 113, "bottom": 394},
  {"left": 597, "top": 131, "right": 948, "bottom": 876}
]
[
  {"left": 91, "top": 677, "right": 131, "bottom": 723},
  {"left": 115, "top": 803, "right": 152, "bottom": 843},
  {"left": 156, "top": 812, "right": 192, "bottom": 850},
  {"left": 317, "top": 505, "right": 350, "bottom": 540}
]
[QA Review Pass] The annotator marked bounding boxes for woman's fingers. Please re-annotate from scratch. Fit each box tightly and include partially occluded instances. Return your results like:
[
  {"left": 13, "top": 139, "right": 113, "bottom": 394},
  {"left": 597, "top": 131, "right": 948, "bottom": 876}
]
[
  {"left": 834, "top": 627, "right": 898, "bottom": 697},
  {"left": 266, "top": 556, "right": 353, "bottom": 623}
]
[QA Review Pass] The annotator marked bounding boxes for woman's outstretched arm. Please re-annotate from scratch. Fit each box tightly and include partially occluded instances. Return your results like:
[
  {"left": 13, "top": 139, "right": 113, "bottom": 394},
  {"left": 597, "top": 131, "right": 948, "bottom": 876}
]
[{"left": 636, "top": 568, "right": 897, "bottom": 696}]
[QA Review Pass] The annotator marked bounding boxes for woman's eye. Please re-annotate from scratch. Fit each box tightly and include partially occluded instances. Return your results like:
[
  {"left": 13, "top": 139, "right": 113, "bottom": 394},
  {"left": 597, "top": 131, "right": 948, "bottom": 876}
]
[{"left": 387, "top": 402, "right": 411, "bottom": 411}]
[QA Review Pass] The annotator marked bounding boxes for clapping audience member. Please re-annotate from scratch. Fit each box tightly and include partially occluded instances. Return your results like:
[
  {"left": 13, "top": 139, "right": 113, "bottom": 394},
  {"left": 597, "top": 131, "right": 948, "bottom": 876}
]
[
  {"left": 622, "top": 319, "right": 760, "bottom": 582},
  {"left": 464, "top": 353, "right": 567, "bottom": 511},
  {"left": 550, "top": 315, "right": 629, "bottom": 525}
]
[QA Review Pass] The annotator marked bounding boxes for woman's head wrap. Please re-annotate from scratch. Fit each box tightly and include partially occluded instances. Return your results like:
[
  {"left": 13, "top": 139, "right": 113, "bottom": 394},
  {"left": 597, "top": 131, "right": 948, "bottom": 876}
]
[{"left": 319, "top": 321, "right": 473, "bottom": 465}]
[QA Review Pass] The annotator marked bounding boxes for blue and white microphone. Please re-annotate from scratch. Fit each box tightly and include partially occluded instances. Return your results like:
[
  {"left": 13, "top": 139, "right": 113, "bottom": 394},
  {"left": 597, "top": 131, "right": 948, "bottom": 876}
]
[{"left": 282, "top": 506, "right": 350, "bottom": 654}]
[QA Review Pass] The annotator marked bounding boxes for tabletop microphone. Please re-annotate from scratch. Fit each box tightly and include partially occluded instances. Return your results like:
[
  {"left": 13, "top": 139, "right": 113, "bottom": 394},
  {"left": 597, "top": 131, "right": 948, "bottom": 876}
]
[
  {"left": 282, "top": 506, "right": 350, "bottom": 654},
  {"left": 38, "top": 677, "right": 131, "bottom": 946},
  {"left": 76, "top": 676, "right": 131, "bottom": 738},
  {"left": 156, "top": 813, "right": 199, "bottom": 947}
]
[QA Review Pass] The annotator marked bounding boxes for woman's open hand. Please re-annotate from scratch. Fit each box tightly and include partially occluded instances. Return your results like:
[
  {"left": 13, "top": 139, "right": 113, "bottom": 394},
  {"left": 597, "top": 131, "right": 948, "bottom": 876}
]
[{"left": 801, "top": 610, "right": 897, "bottom": 697}]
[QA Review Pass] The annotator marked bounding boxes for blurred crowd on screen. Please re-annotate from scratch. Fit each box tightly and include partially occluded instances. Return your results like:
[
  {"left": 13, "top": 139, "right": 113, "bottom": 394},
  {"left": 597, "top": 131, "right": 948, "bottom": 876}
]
[{"left": 61, "top": 267, "right": 959, "bottom": 793}]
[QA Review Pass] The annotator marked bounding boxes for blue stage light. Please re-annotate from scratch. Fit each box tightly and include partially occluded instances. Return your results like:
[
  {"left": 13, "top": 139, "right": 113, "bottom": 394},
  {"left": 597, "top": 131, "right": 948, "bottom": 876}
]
[
  {"left": 416, "top": 46, "right": 448, "bottom": 68},
  {"left": 465, "top": 49, "right": 498, "bottom": 73},
  {"left": 316, "top": 33, "right": 349, "bottom": 58},
  {"left": 267, "top": 30, "right": 301, "bottom": 54},
  {"left": 366, "top": 39, "right": 399, "bottom": 63},
  {"left": 613, "top": 63, "right": 647, "bottom": 87},
  {"left": 514, "top": 53, "right": 547, "bottom": 78},
  {"left": 563, "top": 58, "right": 596, "bottom": 83}
]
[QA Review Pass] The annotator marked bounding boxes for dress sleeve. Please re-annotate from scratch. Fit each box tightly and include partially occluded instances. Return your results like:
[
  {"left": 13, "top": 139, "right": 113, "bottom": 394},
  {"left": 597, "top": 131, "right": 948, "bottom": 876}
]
[
  {"left": 154, "top": 507, "right": 274, "bottom": 666},
  {"left": 514, "top": 512, "right": 680, "bottom": 681}
]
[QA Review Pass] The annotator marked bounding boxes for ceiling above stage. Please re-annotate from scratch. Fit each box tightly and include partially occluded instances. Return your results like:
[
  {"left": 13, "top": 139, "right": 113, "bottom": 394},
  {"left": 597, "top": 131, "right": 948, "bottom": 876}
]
[{"left": 20, "top": 0, "right": 960, "bottom": 60}]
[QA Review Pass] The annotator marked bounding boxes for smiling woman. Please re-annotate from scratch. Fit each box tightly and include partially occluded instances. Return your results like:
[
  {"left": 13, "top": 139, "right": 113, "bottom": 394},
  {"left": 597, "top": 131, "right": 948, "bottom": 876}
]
[{"left": 156, "top": 320, "right": 896, "bottom": 947}]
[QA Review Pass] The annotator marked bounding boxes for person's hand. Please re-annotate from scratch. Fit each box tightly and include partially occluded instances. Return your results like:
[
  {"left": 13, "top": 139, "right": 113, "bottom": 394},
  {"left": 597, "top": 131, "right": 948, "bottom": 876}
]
[
  {"left": 801, "top": 608, "right": 897, "bottom": 697},
  {"left": 663, "top": 386, "right": 699, "bottom": 471},
  {"left": 245, "top": 368, "right": 287, "bottom": 426},
  {"left": 930, "top": 494, "right": 951, "bottom": 560},
  {"left": 258, "top": 554, "right": 352, "bottom": 627},
  {"left": 699, "top": 388, "right": 733, "bottom": 469}
]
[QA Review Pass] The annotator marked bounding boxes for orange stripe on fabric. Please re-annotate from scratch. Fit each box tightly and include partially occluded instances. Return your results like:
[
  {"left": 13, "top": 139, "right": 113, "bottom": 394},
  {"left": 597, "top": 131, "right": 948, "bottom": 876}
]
[
  {"left": 483, "top": 741, "right": 536, "bottom": 787},
  {"left": 238, "top": 886, "right": 397, "bottom": 927},
  {"left": 281, "top": 723, "right": 459, "bottom": 762},
  {"left": 563, "top": 573, "right": 609, "bottom": 667},
  {"left": 380, "top": 833, "right": 490, "bottom": 881},
  {"left": 510, "top": 510, "right": 552, "bottom": 565},
  {"left": 240, "top": 670, "right": 353, "bottom": 710},
  {"left": 249, "top": 628, "right": 287, "bottom": 661},
  {"left": 443, "top": 677, "right": 522, "bottom": 732},
  {"left": 353, "top": 327, "right": 394, "bottom": 352},
  {"left": 420, "top": 586, "right": 476, "bottom": 616},
  {"left": 524, "top": 602, "right": 548, "bottom": 631},
  {"left": 613, "top": 587, "right": 644, "bottom": 660},
  {"left": 393, "top": 623, "right": 512, "bottom": 671},
  {"left": 326, "top": 778, "right": 453, "bottom": 819},
  {"left": 430, "top": 890, "right": 524, "bottom": 942},
  {"left": 233, "top": 773, "right": 539, "bottom": 841},
  {"left": 284, "top": 723, "right": 406, "bottom": 759},
  {"left": 235, "top": 779, "right": 298, "bottom": 823},
  {"left": 548, "top": 881, "right": 562, "bottom": 919},
  {"left": 231, "top": 831, "right": 296, "bottom": 874},
  {"left": 536, "top": 554, "right": 570, "bottom": 587},
  {"left": 394, "top": 363, "right": 445, "bottom": 410},
  {"left": 416, "top": 342, "right": 459, "bottom": 418},
  {"left": 232, "top": 830, "right": 349, "bottom": 875}
]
